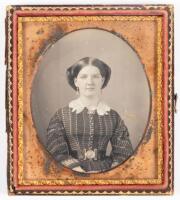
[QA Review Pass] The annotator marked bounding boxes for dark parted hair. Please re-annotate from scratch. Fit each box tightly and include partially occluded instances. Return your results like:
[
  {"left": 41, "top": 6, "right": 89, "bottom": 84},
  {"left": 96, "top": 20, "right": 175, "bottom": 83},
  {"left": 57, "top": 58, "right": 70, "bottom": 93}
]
[{"left": 66, "top": 57, "right": 111, "bottom": 91}]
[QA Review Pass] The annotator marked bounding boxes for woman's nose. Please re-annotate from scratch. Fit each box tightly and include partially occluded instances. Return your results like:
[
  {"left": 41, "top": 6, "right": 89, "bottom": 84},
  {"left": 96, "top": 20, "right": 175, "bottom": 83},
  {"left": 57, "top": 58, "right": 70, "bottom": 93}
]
[{"left": 87, "top": 76, "right": 93, "bottom": 84}]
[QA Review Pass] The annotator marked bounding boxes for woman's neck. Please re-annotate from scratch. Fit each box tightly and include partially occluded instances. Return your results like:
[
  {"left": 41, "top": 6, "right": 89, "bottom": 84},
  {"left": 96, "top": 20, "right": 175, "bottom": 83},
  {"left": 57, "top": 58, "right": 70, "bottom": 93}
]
[{"left": 79, "top": 96, "right": 101, "bottom": 109}]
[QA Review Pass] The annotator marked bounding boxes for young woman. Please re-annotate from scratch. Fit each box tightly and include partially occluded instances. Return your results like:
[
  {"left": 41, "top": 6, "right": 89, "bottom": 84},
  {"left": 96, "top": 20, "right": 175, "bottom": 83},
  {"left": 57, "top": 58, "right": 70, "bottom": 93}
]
[{"left": 46, "top": 57, "right": 133, "bottom": 173}]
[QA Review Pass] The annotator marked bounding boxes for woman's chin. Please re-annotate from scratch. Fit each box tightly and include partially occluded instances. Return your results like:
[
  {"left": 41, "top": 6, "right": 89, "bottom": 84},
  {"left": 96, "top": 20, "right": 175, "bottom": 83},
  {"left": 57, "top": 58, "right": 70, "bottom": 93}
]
[{"left": 84, "top": 92, "right": 98, "bottom": 97}]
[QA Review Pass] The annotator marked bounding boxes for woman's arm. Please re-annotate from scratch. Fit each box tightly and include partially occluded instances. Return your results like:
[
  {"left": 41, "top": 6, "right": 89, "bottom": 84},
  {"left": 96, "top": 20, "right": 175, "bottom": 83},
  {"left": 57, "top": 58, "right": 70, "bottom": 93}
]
[
  {"left": 110, "top": 112, "right": 133, "bottom": 167},
  {"left": 46, "top": 110, "right": 84, "bottom": 171}
]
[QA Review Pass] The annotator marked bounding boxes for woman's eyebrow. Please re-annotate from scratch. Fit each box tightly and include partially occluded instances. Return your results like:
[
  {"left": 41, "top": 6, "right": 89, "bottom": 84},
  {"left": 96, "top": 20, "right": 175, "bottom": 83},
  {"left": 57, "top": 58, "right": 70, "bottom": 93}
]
[{"left": 79, "top": 72, "right": 101, "bottom": 75}]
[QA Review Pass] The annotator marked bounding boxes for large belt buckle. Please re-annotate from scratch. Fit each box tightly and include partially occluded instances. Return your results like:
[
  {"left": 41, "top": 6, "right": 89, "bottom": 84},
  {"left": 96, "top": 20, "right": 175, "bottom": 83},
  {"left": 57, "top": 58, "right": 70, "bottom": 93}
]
[{"left": 84, "top": 149, "right": 97, "bottom": 160}]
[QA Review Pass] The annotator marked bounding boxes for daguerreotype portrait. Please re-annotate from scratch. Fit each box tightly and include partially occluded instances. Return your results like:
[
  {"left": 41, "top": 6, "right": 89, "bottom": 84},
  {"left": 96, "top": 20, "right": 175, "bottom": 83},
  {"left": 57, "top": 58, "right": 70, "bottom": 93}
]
[
  {"left": 6, "top": 5, "right": 174, "bottom": 195},
  {"left": 31, "top": 29, "right": 150, "bottom": 174}
]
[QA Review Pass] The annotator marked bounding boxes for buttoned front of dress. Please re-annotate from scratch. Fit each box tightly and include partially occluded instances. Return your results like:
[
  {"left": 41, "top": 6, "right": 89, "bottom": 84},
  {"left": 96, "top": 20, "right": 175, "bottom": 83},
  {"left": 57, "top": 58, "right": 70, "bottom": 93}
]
[{"left": 88, "top": 111, "right": 94, "bottom": 150}]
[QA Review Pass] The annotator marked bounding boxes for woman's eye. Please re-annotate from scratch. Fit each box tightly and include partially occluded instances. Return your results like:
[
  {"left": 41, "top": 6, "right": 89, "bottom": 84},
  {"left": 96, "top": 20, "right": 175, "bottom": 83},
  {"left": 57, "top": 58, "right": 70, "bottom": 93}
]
[
  {"left": 78, "top": 74, "right": 101, "bottom": 79},
  {"left": 93, "top": 74, "right": 101, "bottom": 78},
  {"left": 79, "top": 75, "right": 87, "bottom": 79}
]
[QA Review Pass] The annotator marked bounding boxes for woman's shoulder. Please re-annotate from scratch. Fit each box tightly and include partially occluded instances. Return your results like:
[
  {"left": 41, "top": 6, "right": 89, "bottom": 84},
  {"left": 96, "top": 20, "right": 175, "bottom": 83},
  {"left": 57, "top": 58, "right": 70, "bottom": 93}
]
[
  {"left": 52, "top": 99, "right": 83, "bottom": 118},
  {"left": 109, "top": 109, "right": 121, "bottom": 118},
  {"left": 108, "top": 109, "right": 124, "bottom": 124},
  {"left": 55, "top": 106, "right": 72, "bottom": 116},
  {"left": 50, "top": 106, "right": 71, "bottom": 120}
]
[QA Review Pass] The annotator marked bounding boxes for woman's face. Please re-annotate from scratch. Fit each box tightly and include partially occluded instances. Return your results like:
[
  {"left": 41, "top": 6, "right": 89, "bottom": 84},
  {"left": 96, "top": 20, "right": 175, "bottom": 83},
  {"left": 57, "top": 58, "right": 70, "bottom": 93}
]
[{"left": 74, "top": 65, "right": 104, "bottom": 97}]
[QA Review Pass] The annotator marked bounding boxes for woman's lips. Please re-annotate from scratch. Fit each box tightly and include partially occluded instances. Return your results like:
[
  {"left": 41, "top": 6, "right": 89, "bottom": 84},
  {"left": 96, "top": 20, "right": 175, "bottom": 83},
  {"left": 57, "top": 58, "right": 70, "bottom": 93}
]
[{"left": 86, "top": 88, "right": 95, "bottom": 90}]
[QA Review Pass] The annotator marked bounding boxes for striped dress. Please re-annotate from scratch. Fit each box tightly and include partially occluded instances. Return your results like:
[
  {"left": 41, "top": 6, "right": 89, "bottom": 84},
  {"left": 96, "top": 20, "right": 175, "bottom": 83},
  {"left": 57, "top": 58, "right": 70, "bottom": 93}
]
[{"left": 46, "top": 105, "right": 133, "bottom": 173}]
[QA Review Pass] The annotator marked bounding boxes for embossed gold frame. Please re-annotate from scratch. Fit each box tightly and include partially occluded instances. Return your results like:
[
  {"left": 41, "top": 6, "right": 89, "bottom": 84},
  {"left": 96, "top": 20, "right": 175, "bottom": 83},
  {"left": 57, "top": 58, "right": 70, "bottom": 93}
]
[{"left": 6, "top": 5, "right": 174, "bottom": 195}]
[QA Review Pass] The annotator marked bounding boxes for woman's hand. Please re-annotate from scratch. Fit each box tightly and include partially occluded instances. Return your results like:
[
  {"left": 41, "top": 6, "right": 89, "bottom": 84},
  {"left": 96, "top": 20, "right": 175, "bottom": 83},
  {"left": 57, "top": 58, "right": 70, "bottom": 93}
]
[
  {"left": 111, "top": 161, "right": 119, "bottom": 168},
  {"left": 72, "top": 166, "right": 85, "bottom": 173}
]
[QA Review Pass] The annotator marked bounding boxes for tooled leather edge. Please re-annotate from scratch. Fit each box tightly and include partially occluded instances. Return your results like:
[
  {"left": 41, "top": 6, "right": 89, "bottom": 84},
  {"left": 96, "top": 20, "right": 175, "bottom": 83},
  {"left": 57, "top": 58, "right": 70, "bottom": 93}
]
[{"left": 5, "top": 4, "right": 174, "bottom": 195}]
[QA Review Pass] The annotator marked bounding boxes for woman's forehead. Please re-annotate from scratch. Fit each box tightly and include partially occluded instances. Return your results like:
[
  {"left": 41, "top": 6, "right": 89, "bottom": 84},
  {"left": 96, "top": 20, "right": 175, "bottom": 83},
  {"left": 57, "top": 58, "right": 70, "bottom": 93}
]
[{"left": 78, "top": 65, "right": 101, "bottom": 74}]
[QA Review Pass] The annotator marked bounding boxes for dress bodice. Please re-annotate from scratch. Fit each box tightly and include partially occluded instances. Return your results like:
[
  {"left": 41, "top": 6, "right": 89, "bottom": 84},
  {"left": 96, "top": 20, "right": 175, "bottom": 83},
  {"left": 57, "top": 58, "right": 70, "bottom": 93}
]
[{"left": 46, "top": 104, "right": 133, "bottom": 173}]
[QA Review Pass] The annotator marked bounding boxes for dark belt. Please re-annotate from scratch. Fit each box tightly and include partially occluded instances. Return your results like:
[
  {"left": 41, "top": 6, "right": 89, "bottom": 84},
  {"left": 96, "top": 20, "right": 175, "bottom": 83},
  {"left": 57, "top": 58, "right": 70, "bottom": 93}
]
[{"left": 71, "top": 149, "right": 106, "bottom": 161}]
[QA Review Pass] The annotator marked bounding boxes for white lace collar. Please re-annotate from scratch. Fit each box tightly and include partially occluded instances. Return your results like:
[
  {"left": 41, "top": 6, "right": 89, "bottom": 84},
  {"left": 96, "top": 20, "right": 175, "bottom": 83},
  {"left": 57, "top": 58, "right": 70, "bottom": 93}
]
[{"left": 69, "top": 98, "right": 111, "bottom": 115}]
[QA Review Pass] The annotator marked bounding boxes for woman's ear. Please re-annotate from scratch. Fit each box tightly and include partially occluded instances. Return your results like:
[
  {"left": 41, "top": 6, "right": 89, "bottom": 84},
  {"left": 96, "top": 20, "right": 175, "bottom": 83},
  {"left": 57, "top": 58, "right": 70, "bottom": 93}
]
[
  {"left": 74, "top": 78, "right": 78, "bottom": 88},
  {"left": 102, "top": 77, "right": 105, "bottom": 86}
]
